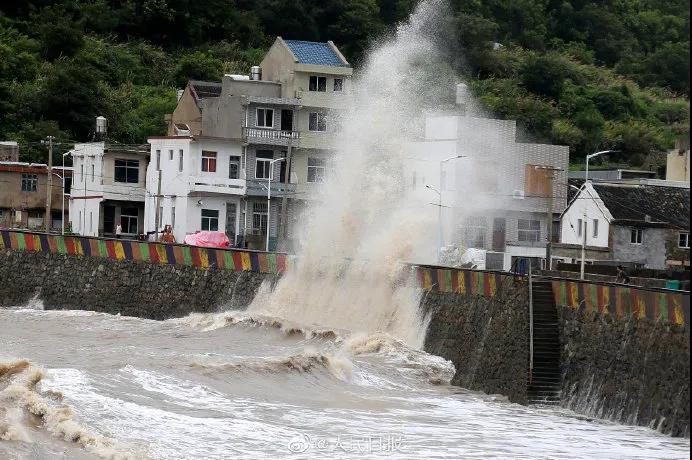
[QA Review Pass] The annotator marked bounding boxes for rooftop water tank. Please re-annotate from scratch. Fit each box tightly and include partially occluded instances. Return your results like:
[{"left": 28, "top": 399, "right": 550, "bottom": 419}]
[
  {"left": 95, "top": 116, "right": 108, "bottom": 136},
  {"left": 250, "top": 66, "right": 262, "bottom": 81}
]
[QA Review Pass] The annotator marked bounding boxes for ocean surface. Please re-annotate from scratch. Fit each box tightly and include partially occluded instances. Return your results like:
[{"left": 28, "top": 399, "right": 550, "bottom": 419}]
[{"left": 1, "top": 304, "right": 689, "bottom": 459}]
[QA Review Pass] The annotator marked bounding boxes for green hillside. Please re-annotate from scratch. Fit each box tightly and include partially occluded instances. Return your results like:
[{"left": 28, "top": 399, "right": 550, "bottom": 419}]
[{"left": 0, "top": 0, "right": 689, "bottom": 165}]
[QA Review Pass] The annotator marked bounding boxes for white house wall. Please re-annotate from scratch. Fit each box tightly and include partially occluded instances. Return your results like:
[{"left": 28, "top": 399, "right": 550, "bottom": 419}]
[{"left": 560, "top": 183, "right": 612, "bottom": 248}]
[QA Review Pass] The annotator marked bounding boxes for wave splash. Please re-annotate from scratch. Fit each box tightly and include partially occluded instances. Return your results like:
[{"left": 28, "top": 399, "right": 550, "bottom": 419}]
[{"left": 0, "top": 359, "right": 139, "bottom": 459}]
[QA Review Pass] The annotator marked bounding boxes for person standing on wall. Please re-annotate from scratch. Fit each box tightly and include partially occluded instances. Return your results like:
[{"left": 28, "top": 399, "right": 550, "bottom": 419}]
[{"left": 161, "top": 225, "right": 176, "bottom": 244}]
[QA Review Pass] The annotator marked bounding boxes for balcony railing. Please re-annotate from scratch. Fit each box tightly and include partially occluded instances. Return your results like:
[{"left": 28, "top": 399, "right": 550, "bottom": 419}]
[{"left": 243, "top": 127, "right": 299, "bottom": 143}]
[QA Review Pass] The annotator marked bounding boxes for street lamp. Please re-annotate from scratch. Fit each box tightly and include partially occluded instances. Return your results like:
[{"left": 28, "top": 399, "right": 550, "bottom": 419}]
[
  {"left": 425, "top": 184, "right": 442, "bottom": 263},
  {"left": 431, "top": 155, "right": 466, "bottom": 263},
  {"left": 266, "top": 157, "right": 286, "bottom": 252},
  {"left": 585, "top": 150, "right": 618, "bottom": 183}
]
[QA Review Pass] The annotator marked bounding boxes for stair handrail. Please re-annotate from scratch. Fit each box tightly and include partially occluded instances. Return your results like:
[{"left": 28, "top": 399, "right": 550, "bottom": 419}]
[{"left": 528, "top": 263, "right": 534, "bottom": 384}]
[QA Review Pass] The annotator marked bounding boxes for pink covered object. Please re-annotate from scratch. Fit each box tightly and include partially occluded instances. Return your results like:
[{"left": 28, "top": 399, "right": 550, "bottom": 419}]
[{"left": 183, "top": 231, "right": 231, "bottom": 248}]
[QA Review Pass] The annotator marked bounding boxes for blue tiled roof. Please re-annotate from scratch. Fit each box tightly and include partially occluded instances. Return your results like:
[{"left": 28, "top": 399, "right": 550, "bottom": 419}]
[{"left": 284, "top": 40, "right": 346, "bottom": 67}]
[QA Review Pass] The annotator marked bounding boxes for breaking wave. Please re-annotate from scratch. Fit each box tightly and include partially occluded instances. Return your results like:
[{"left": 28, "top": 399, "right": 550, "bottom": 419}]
[
  {"left": 0, "top": 359, "right": 139, "bottom": 459},
  {"left": 189, "top": 350, "right": 354, "bottom": 381}
]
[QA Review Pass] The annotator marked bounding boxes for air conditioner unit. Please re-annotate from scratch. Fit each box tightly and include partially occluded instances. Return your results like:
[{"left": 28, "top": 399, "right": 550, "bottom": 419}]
[{"left": 512, "top": 189, "right": 525, "bottom": 200}]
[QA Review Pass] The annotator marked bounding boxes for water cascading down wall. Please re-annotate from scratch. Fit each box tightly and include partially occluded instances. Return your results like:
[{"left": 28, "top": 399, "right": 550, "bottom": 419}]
[{"left": 1, "top": 229, "right": 689, "bottom": 436}]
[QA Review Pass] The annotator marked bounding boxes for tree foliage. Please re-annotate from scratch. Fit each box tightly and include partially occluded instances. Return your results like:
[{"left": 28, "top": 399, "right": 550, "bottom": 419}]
[{"left": 0, "top": 0, "right": 688, "bottom": 164}]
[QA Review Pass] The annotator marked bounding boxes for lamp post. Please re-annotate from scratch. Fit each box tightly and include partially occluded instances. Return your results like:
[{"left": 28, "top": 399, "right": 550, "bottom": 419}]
[
  {"left": 428, "top": 155, "right": 466, "bottom": 264},
  {"left": 581, "top": 150, "right": 617, "bottom": 278},
  {"left": 266, "top": 157, "right": 286, "bottom": 252},
  {"left": 425, "top": 184, "right": 442, "bottom": 262}
]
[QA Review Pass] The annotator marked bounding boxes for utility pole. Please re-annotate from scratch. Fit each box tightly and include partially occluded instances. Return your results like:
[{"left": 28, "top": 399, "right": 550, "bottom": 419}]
[
  {"left": 154, "top": 170, "right": 162, "bottom": 241},
  {"left": 44, "top": 136, "right": 55, "bottom": 231},
  {"left": 535, "top": 165, "right": 563, "bottom": 271}
]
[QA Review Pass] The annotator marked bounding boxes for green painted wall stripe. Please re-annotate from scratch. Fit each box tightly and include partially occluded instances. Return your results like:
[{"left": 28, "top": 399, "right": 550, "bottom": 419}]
[
  {"left": 138, "top": 243, "right": 150, "bottom": 262},
  {"left": 182, "top": 246, "right": 192, "bottom": 265}
]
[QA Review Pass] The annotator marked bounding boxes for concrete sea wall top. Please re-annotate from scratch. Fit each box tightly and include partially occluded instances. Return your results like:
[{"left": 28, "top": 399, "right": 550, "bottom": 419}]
[{"left": 0, "top": 229, "right": 288, "bottom": 274}]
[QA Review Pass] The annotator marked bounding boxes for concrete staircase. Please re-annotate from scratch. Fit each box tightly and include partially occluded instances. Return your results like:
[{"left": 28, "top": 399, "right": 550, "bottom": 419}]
[{"left": 527, "top": 279, "right": 562, "bottom": 405}]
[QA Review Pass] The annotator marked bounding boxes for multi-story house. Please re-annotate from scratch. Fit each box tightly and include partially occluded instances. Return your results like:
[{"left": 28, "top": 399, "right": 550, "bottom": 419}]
[
  {"left": 150, "top": 37, "right": 352, "bottom": 250},
  {"left": 554, "top": 181, "right": 690, "bottom": 269},
  {"left": 405, "top": 84, "right": 570, "bottom": 271},
  {"left": 69, "top": 142, "right": 149, "bottom": 237},
  {"left": 0, "top": 161, "right": 71, "bottom": 230}
]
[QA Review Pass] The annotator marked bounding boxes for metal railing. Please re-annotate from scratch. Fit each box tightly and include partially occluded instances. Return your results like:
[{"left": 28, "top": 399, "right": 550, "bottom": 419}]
[{"left": 242, "top": 127, "right": 299, "bottom": 140}]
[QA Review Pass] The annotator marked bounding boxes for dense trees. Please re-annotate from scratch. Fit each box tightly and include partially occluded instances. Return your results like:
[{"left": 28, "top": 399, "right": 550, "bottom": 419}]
[{"left": 0, "top": 0, "right": 688, "bottom": 164}]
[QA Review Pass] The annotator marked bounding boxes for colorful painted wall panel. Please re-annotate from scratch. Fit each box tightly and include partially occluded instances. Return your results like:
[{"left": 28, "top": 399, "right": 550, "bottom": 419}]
[
  {"left": 414, "top": 265, "right": 506, "bottom": 298},
  {"left": 0, "top": 230, "right": 287, "bottom": 275},
  {"left": 551, "top": 279, "right": 690, "bottom": 330}
]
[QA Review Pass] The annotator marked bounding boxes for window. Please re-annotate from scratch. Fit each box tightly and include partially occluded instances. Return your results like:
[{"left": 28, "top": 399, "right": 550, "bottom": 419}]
[
  {"left": 333, "top": 78, "right": 343, "bottom": 92},
  {"left": 252, "top": 202, "right": 268, "bottom": 235},
  {"left": 178, "top": 150, "right": 184, "bottom": 172},
  {"left": 630, "top": 228, "right": 643, "bottom": 244},
  {"left": 201, "top": 209, "right": 219, "bottom": 231},
  {"left": 229, "top": 156, "right": 240, "bottom": 179},
  {"left": 307, "top": 157, "right": 326, "bottom": 183},
  {"left": 255, "top": 150, "right": 273, "bottom": 179},
  {"left": 169, "top": 149, "right": 174, "bottom": 161},
  {"left": 171, "top": 206, "right": 176, "bottom": 230},
  {"left": 120, "top": 207, "right": 139, "bottom": 234},
  {"left": 462, "top": 216, "right": 487, "bottom": 248},
  {"left": 518, "top": 219, "right": 541, "bottom": 242},
  {"left": 91, "top": 164, "right": 95, "bottom": 182},
  {"left": 64, "top": 177, "right": 72, "bottom": 195},
  {"left": 114, "top": 159, "right": 140, "bottom": 183},
  {"left": 21, "top": 174, "right": 38, "bottom": 192},
  {"left": 679, "top": 233, "right": 690, "bottom": 249},
  {"left": 201, "top": 151, "right": 217, "bottom": 172},
  {"left": 256, "top": 108, "right": 274, "bottom": 128},
  {"left": 309, "top": 112, "right": 327, "bottom": 132},
  {"left": 592, "top": 219, "right": 599, "bottom": 238},
  {"left": 156, "top": 150, "right": 161, "bottom": 171},
  {"left": 80, "top": 163, "right": 84, "bottom": 182},
  {"left": 577, "top": 219, "right": 583, "bottom": 237},
  {"left": 309, "top": 75, "right": 327, "bottom": 92}
]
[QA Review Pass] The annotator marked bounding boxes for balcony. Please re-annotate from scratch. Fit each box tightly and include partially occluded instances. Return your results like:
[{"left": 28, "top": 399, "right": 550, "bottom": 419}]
[
  {"left": 243, "top": 127, "right": 299, "bottom": 147},
  {"left": 245, "top": 180, "right": 296, "bottom": 197},
  {"left": 188, "top": 176, "right": 246, "bottom": 195}
]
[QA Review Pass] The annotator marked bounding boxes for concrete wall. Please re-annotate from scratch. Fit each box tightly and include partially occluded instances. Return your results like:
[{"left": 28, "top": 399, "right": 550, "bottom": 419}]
[
  {"left": 611, "top": 225, "right": 669, "bottom": 269},
  {"left": 420, "top": 273, "right": 529, "bottom": 403},
  {"left": 666, "top": 148, "right": 690, "bottom": 183},
  {"left": 0, "top": 249, "right": 268, "bottom": 319},
  {"left": 168, "top": 87, "right": 202, "bottom": 136},
  {"left": 561, "top": 182, "right": 612, "bottom": 248},
  {"left": 558, "top": 306, "right": 689, "bottom": 437}
]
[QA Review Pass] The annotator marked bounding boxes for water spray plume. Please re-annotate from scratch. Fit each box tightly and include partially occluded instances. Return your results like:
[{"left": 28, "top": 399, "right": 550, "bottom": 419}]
[{"left": 251, "top": 0, "right": 457, "bottom": 347}]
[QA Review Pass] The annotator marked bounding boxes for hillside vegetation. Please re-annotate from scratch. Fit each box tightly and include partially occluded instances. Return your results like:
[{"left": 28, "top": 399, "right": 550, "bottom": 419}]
[{"left": 0, "top": 0, "right": 688, "bottom": 165}]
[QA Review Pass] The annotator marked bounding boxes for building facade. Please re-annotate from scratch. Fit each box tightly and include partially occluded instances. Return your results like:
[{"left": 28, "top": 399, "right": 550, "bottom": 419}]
[
  {"left": 69, "top": 142, "right": 149, "bottom": 237},
  {"left": 666, "top": 137, "right": 690, "bottom": 183},
  {"left": 555, "top": 181, "right": 690, "bottom": 269},
  {"left": 405, "top": 86, "right": 570, "bottom": 270},
  {"left": 154, "top": 38, "right": 352, "bottom": 250},
  {"left": 0, "top": 162, "right": 71, "bottom": 230}
]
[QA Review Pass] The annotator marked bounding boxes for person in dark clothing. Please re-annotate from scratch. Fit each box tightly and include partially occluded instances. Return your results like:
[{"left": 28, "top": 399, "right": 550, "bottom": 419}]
[{"left": 616, "top": 265, "right": 631, "bottom": 284}]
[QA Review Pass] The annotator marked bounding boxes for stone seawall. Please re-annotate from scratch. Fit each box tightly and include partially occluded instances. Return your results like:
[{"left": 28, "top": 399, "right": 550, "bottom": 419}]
[
  {"left": 0, "top": 249, "right": 269, "bottom": 318},
  {"left": 559, "top": 307, "right": 690, "bottom": 437},
  {"left": 417, "top": 267, "right": 529, "bottom": 404}
]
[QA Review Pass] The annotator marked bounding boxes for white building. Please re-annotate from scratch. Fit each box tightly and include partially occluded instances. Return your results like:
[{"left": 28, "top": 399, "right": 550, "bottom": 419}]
[
  {"left": 69, "top": 142, "right": 149, "bottom": 237},
  {"left": 151, "top": 38, "right": 352, "bottom": 249},
  {"left": 405, "top": 85, "right": 570, "bottom": 270}
]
